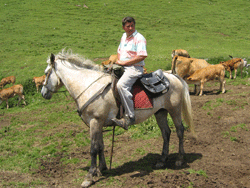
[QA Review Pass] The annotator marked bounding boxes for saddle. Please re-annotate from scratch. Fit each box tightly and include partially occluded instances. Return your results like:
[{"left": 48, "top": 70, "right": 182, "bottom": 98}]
[
  {"left": 140, "top": 69, "right": 170, "bottom": 94},
  {"left": 104, "top": 65, "right": 170, "bottom": 108}
]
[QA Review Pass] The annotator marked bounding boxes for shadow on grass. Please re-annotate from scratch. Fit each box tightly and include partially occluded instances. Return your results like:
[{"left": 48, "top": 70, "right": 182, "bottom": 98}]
[{"left": 82, "top": 152, "right": 202, "bottom": 179}]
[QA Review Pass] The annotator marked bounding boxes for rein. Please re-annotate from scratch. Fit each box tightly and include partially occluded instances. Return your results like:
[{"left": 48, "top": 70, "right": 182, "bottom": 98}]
[
  {"left": 77, "top": 81, "right": 111, "bottom": 121},
  {"left": 75, "top": 73, "right": 108, "bottom": 100}
]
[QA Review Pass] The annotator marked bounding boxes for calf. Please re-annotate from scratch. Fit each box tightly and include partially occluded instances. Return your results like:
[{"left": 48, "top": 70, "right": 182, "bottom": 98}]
[
  {"left": 0, "top": 76, "right": 16, "bottom": 89},
  {"left": 171, "top": 49, "right": 190, "bottom": 59},
  {"left": 220, "top": 58, "right": 246, "bottom": 79},
  {"left": 0, "top": 84, "right": 26, "bottom": 109},
  {"left": 101, "top": 54, "right": 118, "bottom": 66},
  {"left": 33, "top": 75, "right": 46, "bottom": 93},
  {"left": 186, "top": 64, "right": 226, "bottom": 96},
  {"left": 171, "top": 55, "right": 210, "bottom": 93}
]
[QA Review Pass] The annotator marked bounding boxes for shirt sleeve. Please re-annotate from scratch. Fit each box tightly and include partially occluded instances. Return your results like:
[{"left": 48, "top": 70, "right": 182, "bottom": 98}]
[{"left": 136, "top": 35, "right": 147, "bottom": 56}]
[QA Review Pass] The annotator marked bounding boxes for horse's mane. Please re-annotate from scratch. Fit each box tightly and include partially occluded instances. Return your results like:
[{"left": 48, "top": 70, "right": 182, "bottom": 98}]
[{"left": 51, "top": 49, "right": 103, "bottom": 72}]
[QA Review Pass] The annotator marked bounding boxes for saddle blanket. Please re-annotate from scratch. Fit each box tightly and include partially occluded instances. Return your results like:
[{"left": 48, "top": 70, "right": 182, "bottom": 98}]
[{"left": 132, "top": 83, "right": 153, "bottom": 109}]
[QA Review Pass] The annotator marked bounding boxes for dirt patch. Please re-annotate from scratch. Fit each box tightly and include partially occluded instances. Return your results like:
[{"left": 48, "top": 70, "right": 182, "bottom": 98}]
[{"left": 1, "top": 81, "right": 250, "bottom": 188}]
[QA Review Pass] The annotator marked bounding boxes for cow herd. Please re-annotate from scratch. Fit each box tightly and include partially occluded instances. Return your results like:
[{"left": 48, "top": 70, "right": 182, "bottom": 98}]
[
  {"left": 0, "top": 51, "right": 248, "bottom": 109},
  {"left": 0, "top": 75, "right": 46, "bottom": 109},
  {"left": 0, "top": 76, "right": 26, "bottom": 109},
  {"left": 171, "top": 49, "right": 248, "bottom": 96}
]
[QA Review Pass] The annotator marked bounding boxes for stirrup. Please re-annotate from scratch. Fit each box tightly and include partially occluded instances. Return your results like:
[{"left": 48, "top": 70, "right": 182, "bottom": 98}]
[{"left": 111, "top": 116, "right": 135, "bottom": 130}]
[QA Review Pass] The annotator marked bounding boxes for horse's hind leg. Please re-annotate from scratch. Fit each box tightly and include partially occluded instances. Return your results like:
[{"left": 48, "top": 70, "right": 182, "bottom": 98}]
[
  {"left": 169, "top": 110, "right": 185, "bottom": 167},
  {"left": 154, "top": 109, "right": 171, "bottom": 168}
]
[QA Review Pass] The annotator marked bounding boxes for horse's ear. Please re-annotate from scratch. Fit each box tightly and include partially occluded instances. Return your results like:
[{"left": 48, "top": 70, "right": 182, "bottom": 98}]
[{"left": 50, "top": 53, "right": 55, "bottom": 63}]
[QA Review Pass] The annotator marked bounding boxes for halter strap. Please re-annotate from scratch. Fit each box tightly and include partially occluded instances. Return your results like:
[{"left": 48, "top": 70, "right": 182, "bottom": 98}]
[{"left": 44, "top": 60, "right": 61, "bottom": 87}]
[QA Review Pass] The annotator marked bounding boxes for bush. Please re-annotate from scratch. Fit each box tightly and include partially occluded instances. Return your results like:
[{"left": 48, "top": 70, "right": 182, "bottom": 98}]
[{"left": 22, "top": 79, "right": 37, "bottom": 96}]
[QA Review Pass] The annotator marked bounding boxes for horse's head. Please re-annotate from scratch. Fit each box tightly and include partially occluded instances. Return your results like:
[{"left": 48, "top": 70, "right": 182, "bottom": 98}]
[{"left": 41, "top": 53, "right": 63, "bottom": 99}]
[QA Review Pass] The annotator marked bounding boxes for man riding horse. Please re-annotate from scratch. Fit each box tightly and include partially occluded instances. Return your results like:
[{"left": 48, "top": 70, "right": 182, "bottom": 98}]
[{"left": 111, "top": 16, "right": 148, "bottom": 130}]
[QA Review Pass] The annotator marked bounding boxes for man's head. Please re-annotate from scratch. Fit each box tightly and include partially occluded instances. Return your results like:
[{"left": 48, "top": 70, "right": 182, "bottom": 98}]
[
  {"left": 122, "top": 17, "right": 136, "bottom": 26},
  {"left": 122, "top": 17, "right": 136, "bottom": 37}
]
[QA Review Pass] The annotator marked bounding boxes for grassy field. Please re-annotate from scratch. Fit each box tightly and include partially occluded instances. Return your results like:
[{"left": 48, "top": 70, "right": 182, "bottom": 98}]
[
  {"left": 0, "top": 0, "right": 250, "bottom": 187},
  {"left": 1, "top": 0, "right": 250, "bottom": 79}
]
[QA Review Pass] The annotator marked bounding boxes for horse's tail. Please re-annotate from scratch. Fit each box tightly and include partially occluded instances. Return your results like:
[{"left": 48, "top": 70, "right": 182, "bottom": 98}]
[{"left": 177, "top": 75, "right": 197, "bottom": 139}]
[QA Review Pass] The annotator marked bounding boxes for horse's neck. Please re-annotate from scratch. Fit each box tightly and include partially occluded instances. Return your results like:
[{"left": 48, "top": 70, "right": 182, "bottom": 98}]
[{"left": 56, "top": 63, "right": 111, "bottom": 106}]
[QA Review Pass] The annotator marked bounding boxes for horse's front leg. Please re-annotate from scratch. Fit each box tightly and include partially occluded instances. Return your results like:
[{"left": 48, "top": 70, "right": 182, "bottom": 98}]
[{"left": 81, "top": 118, "right": 107, "bottom": 188}]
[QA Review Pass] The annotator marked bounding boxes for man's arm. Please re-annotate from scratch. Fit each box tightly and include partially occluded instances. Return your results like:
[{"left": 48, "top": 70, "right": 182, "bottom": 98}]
[{"left": 116, "top": 55, "right": 147, "bottom": 66}]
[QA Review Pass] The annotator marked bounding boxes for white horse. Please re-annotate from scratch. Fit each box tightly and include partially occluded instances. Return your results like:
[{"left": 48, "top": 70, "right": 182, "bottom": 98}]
[{"left": 41, "top": 50, "right": 196, "bottom": 187}]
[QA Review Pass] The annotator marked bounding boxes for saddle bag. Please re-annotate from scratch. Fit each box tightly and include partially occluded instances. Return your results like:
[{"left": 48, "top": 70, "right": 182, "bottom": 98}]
[{"left": 140, "top": 69, "right": 170, "bottom": 94}]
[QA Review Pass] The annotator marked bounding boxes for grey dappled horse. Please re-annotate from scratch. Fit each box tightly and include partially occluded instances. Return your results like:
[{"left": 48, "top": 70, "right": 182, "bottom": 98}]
[{"left": 41, "top": 50, "right": 196, "bottom": 187}]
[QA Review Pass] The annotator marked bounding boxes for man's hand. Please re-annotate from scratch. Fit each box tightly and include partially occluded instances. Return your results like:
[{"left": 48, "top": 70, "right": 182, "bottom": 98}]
[{"left": 116, "top": 60, "right": 126, "bottom": 66}]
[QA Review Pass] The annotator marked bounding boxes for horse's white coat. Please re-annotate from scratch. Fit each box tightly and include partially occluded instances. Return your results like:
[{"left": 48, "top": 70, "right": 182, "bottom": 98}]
[{"left": 41, "top": 50, "right": 196, "bottom": 187}]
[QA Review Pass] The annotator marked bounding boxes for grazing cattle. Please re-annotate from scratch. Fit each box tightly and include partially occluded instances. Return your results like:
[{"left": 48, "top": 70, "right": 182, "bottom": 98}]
[
  {"left": 171, "top": 56, "right": 210, "bottom": 78},
  {"left": 186, "top": 64, "right": 226, "bottom": 96},
  {"left": 33, "top": 75, "right": 46, "bottom": 93},
  {"left": 220, "top": 58, "right": 247, "bottom": 79},
  {"left": 0, "top": 84, "right": 26, "bottom": 109},
  {"left": 0, "top": 76, "right": 16, "bottom": 89},
  {"left": 171, "top": 55, "right": 210, "bottom": 93},
  {"left": 171, "top": 49, "right": 190, "bottom": 59}
]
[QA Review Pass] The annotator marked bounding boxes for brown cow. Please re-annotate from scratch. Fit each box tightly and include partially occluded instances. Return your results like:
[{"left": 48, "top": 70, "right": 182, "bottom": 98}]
[
  {"left": 0, "top": 84, "right": 26, "bottom": 109},
  {"left": 33, "top": 75, "right": 46, "bottom": 93},
  {"left": 220, "top": 58, "right": 247, "bottom": 79},
  {"left": 171, "top": 49, "right": 190, "bottom": 59},
  {"left": 101, "top": 54, "right": 118, "bottom": 66},
  {"left": 0, "top": 76, "right": 16, "bottom": 89},
  {"left": 171, "top": 55, "right": 210, "bottom": 93},
  {"left": 171, "top": 56, "right": 210, "bottom": 78},
  {"left": 186, "top": 64, "right": 226, "bottom": 96}
]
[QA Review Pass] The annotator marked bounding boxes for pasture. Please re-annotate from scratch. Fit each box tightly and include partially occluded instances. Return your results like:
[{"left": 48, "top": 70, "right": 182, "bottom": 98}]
[{"left": 0, "top": 0, "right": 250, "bottom": 187}]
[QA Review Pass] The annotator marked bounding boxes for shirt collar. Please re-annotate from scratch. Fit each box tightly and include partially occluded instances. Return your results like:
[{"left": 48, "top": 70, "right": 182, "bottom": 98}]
[{"left": 127, "top": 30, "right": 138, "bottom": 39}]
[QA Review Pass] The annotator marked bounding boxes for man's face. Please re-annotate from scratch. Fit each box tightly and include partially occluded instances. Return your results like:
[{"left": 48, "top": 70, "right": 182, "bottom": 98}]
[{"left": 123, "top": 22, "right": 135, "bottom": 37}]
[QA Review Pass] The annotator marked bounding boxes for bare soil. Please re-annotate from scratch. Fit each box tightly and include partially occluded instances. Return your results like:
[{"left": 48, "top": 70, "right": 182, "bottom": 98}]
[{"left": 1, "top": 81, "right": 250, "bottom": 188}]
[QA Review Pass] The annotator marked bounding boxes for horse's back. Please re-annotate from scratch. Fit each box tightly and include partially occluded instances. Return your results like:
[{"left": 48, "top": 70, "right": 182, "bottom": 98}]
[{"left": 163, "top": 72, "right": 186, "bottom": 92}]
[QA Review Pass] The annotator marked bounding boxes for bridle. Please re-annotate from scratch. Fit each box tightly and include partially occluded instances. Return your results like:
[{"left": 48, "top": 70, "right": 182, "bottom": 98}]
[{"left": 43, "top": 59, "right": 61, "bottom": 92}]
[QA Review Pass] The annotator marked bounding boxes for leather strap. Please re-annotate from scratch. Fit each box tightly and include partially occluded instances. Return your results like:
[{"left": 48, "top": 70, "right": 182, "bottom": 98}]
[{"left": 77, "top": 82, "right": 111, "bottom": 126}]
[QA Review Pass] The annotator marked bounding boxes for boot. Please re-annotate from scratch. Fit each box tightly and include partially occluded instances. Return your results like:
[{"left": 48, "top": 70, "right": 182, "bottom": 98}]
[{"left": 111, "top": 115, "right": 135, "bottom": 130}]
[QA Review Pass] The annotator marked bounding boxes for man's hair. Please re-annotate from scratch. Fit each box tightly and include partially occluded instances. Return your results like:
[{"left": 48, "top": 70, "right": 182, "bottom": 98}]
[{"left": 122, "top": 17, "right": 136, "bottom": 26}]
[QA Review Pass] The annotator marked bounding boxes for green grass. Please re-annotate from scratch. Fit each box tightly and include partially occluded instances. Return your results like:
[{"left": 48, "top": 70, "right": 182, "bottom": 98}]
[
  {"left": 0, "top": 0, "right": 250, "bottom": 186},
  {"left": 1, "top": 0, "right": 250, "bottom": 81},
  {"left": 187, "top": 169, "right": 208, "bottom": 178},
  {"left": 222, "top": 123, "right": 248, "bottom": 142}
]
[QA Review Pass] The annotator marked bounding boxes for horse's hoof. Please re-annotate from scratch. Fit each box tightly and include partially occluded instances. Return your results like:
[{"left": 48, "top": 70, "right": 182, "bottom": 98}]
[
  {"left": 175, "top": 160, "right": 183, "bottom": 167},
  {"left": 96, "top": 168, "right": 102, "bottom": 177},
  {"left": 155, "top": 161, "right": 165, "bottom": 169},
  {"left": 81, "top": 180, "right": 93, "bottom": 188}
]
